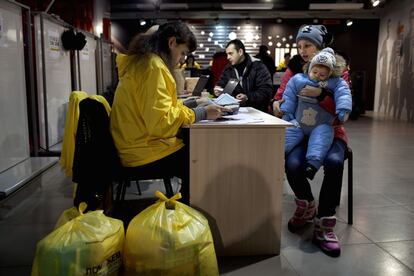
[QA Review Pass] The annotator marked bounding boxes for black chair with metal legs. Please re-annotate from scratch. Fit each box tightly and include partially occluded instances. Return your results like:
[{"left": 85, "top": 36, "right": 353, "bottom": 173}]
[
  {"left": 346, "top": 146, "right": 353, "bottom": 225},
  {"left": 336, "top": 146, "right": 353, "bottom": 225},
  {"left": 73, "top": 98, "right": 176, "bottom": 213},
  {"left": 115, "top": 168, "right": 175, "bottom": 201}
]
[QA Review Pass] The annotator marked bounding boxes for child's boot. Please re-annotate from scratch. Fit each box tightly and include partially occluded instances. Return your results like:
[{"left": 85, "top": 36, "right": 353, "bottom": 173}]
[
  {"left": 288, "top": 198, "right": 317, "bottom": 232},
  {"left": 313, "top": 216, "right": 341, "bottom": 257}
]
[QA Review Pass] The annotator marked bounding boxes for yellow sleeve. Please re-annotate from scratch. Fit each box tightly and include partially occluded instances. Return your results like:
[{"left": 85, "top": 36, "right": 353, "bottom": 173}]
[{"left": 138, "top": 66, "right": 195, "bottom": 138}]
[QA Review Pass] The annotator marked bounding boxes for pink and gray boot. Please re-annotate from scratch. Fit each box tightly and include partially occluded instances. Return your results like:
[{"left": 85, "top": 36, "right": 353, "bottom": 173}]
[
  {"left": 288, "top": 198, "right": 317, "bottom": 233},
  {"left": 313, "top": 216, "right": 341, "bottom": 257}
]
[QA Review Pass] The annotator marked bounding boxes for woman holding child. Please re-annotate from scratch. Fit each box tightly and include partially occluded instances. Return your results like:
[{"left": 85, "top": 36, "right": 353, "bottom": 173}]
[{"left": 272, "top": 25, "right": 351, "bottom": 257}]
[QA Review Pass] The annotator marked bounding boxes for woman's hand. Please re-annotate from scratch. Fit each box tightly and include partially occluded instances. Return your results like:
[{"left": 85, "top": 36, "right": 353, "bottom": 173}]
[
  {"left": 205, "top": 105, "right": 231, "bottom": 120},
  {"left": 196, "top": 97, "right": 210, "bottom": 106},
  {"left": 299, "top": 85, "right": 322, "bottom": 97},
  {"left": 272, "top": 99, "right": 285, "bottom": 118}
]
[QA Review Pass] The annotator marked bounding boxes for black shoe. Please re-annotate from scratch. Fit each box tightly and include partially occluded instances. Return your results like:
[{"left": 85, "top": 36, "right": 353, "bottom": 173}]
[{"left": 305, "top": 165, "right": 317, "bottom": 180}]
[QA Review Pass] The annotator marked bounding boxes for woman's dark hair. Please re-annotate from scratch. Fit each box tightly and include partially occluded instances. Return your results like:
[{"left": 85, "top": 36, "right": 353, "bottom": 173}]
[
  {"left": 185, "top": 53, "right": 195, "bottom": 65},
  {"left": 127, "top": 21, "right": 197, "bottom": 66}
]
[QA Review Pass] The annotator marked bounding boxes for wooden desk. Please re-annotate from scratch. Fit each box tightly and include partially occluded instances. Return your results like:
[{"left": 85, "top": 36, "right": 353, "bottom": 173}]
[{"left": 187, "top": 108, "right": 290, "bottom": 256}]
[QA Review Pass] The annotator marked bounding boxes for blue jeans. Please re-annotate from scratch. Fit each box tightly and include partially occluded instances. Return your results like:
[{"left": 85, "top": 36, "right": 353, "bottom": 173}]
[{"left": 285, "top": 138, "right": 346, "bottom": 217}]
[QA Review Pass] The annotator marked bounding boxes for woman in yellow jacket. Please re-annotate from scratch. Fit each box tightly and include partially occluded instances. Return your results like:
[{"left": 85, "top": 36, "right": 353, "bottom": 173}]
[
  {"left": 180, "top": 53, "right": 201, "bottom": 69},
  {"left": 110, "top": 22, "right": 226, "bottom": 202}
]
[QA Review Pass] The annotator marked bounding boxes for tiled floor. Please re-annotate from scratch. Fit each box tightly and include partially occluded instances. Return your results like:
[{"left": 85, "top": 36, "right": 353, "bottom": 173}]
[{"left": 1, "top": 113, "right": 414, "bottom": 275}]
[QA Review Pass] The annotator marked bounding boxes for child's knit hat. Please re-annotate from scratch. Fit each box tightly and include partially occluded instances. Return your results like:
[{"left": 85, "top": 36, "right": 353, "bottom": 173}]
[{"left": 309, "top": 47, "right": 336, "bottom": 72}]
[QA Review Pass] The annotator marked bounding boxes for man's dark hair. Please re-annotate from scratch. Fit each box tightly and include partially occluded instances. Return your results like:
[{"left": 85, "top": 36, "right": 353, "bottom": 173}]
[
  {"left": 258, "top": 45, "right": 268, "bottom": 55},
  {"left": 226, "top": 39, "right": 246, "bottom": 54}
]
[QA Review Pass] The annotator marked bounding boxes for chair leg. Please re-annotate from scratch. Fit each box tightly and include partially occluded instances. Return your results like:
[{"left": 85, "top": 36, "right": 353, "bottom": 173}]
[
  {"left": 163, "top": 178, "right": 174, "bottom": 198},
  {"left": 135, "top": 180, "right": 142, "bottom": 195},
  {"left": 116, "top": 181, "right": 123, "bottom": 201},
  {"left": 347, "top": 148, "right": 353, "bottom": 225},
  {"left": 121, "top": 180, "right": 128, "bottom": 201}
]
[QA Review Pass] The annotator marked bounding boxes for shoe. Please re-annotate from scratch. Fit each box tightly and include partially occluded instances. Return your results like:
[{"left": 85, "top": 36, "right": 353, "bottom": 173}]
[
  {"left": 288, "top": 198, "right": 317, "bottom": 233},
  {"left": 305, "top": 164, "right": 317, "bottom": 180},
  {"left": 313, "top": 216, "right": 341, "bottom": 257}
]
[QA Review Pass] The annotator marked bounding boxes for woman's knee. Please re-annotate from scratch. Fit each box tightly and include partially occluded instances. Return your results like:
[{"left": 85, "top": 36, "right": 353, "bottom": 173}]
[
  {"left": 323, "top": 155, "right": 344, "bottom": 170},
  {"left": 286, "top": 156, "right": 303, "bottom": 173}
]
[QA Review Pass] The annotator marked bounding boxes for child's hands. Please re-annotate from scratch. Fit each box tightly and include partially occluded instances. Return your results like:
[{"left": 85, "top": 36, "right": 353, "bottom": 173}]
[
  {"left": 299, "top": 85, "right": 322, "bottom": 97},
  {"left": 272, "top": 99, "right": 285, "bottom": 118}
]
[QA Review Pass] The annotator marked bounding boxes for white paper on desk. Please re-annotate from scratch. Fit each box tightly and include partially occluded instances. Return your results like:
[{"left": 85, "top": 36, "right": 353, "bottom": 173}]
[
  {"left": 238, "top": 107, "right": 249, "bottom": 113},
  {"left": 221, "top": 113, "right": 264, "bottom": 124},
  {"left": 197, "top": 107, "right": 264, "bottom": 124}
]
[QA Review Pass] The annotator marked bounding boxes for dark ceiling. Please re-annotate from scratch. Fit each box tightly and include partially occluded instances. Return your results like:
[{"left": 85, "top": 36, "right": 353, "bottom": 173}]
[{"left": 110, "top": 0, "right": 391, "bottom": 20}]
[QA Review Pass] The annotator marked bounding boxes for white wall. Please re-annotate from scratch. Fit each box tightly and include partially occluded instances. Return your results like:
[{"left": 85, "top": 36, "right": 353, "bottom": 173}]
[
  {"left": 0, "top": 1, "right": 30, "bottom": 173},
  {"left": 93, "top": 0, "right": 110, "bottom": 36},
  {"left": 375, "top": 0, "right": 414, "bottom": 122}
]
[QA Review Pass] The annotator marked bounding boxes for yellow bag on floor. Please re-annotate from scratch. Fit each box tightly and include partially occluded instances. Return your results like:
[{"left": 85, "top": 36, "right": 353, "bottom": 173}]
[
  {"left": 123, "top": 191, "right": 219, "bottom": 276},
  {"left": 31, "top": 203, "right": 124, "bottom": 276},
  {"left": 54, "top": 206, "right": 81, "bottom": 229}
]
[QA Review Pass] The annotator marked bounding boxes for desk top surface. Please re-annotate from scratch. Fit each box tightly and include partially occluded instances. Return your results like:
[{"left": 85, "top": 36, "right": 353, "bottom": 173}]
[{"left": 185, "top": 107, "right": 291, "bottom": 129}]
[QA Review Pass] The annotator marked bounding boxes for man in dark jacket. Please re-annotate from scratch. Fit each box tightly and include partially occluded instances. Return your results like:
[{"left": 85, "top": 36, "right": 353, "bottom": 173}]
[
  {"left": 255, "top": 45, "right": 276, "bottom": 78},
  {"left": 214, "top": 39, "right": 273, "bottom": 112}
]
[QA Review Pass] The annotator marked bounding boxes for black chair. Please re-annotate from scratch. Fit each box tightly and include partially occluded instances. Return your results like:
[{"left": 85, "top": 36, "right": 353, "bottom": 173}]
[
  {"left": 115, "top": 167, "right": 175, "bottom": 201},
  {"left": 72, "top": 98, "right": 175, "bottom": 213},
  {"left": 336, "top": 146, "right": 353, "bottom": 225},
  {"left": 345, "top": 146, "right": 353, "bottom": 225}
]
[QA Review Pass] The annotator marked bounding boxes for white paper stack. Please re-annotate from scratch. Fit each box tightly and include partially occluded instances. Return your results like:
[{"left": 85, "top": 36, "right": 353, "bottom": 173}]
[{"left": 213, "top": 94, "right": 239, "bottom": 106}]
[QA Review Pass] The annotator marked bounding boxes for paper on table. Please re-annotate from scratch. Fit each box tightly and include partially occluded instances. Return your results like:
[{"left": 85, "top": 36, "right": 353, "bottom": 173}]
[
  {"left": 222, "top": 113, "right": 264, "bottom": 123},
  {"left": 214, "top": 93, "right": 239, "bottom": 105},
  {"left": 197, "top": 111, "right": 264, "bottom": 124}
]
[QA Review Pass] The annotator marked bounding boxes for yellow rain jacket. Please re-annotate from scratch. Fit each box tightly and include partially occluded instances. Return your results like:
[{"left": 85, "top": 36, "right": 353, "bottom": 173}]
[{"left": 110, "top": 53, "right": 195, "bottom": 167}]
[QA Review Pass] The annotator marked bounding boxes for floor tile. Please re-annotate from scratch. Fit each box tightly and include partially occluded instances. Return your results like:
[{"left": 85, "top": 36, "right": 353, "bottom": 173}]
[
  {"left": 352, "top": 206, "right": 414, "bottom": 242},
  {"left": 219, "top": 254, "right": 298, "bottom": 275},
  {"left": 378, "top": 241, "right": 414, "bottom": 271},
  {"left": 0, "top": 266, "right": 32, "bottom": 276},
  {"left": 0, "top": 224, "right": 54, "bottom": 266},
  {"left": 282, "top": 243, "right": 414, "bottom": 276}
]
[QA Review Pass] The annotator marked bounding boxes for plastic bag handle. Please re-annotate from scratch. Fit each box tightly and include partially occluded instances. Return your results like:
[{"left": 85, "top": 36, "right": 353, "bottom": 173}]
[
  {"left": 78, "top": 202, "right": 88, "bottom": 215},
  {"left": 155, "top": 191, "right": 182, "bottom": 209}
]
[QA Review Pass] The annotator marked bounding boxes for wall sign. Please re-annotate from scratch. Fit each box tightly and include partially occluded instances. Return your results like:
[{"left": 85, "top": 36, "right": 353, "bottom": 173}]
[{"left": 47, "top": 29, "right": 60, "bottom": 59}]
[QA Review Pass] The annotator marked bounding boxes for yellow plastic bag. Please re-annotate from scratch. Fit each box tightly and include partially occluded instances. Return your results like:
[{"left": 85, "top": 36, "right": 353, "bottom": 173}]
[
  {"left": 32, "top": 203, "right": 125, "bottom": 276},
  {"left": 54, "top": 206, "right": 81, "bottom": 229},
  {"left": 123, "top": 191, "right": 219, "bottom": 276}
]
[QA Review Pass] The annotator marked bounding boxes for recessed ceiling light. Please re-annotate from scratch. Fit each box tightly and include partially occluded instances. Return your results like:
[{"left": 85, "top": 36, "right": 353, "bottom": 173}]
[{"left": 372, "top": 0, "right": 380, "bottom": 7}]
